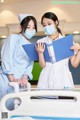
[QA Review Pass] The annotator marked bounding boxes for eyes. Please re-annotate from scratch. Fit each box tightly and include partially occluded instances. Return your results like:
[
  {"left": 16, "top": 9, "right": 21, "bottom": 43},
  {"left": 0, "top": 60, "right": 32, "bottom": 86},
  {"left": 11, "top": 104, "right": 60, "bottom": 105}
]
[
  {"left": 27, "top": 26, "right": 35, "bottom": 29},
  {"left": 43, "top": 23, "right": 52, "bottom": 27}
]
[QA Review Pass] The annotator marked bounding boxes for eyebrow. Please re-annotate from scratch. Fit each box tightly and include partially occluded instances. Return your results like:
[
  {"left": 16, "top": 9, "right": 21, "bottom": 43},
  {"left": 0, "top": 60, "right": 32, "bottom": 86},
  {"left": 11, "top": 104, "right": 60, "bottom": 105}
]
[
  {"left": 28, "top": 25, "right": 35, "bottom": 27},
  {"left": 43, "top": 22, "right": 52, "bottom": 24}
]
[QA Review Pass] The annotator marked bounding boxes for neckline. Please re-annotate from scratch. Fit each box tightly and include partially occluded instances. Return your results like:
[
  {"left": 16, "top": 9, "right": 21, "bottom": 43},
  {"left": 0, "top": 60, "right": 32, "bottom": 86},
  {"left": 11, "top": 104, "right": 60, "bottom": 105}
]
[
  {"left": 47, "top": 33, "right": 62, "bottom": 42},
  {"left": 19, "top": 33, "right": 31, "bottom": 43}
]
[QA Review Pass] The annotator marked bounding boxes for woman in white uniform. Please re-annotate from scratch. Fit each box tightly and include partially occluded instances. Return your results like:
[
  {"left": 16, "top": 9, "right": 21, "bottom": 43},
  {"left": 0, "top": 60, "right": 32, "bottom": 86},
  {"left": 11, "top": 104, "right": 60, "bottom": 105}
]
[
  {"left": 0, "top": 14, "right": 37, "bottom": 109},
  {"left": 36, "top": 12, "right": 80, "bottom": 89}
]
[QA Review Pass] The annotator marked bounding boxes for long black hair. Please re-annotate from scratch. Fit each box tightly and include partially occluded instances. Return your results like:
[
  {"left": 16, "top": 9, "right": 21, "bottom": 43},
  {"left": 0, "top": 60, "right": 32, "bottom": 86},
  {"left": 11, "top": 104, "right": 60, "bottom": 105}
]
[
  {"left": 41, "top": 12, "right": 63, "bottom": 35},
  {"left": 20, "top": 16, "right": 37, "bottom": 33}
]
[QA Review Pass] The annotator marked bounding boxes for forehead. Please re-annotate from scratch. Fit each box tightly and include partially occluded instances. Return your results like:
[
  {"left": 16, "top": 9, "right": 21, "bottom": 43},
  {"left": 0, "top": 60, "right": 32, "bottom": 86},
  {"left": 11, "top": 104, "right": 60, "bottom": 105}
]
[
  {"left": 28, "top": 20, "right": 35, "bottom": 26},
  {"left": 42, "top": 18, "right": 54, "bottom": 24}
]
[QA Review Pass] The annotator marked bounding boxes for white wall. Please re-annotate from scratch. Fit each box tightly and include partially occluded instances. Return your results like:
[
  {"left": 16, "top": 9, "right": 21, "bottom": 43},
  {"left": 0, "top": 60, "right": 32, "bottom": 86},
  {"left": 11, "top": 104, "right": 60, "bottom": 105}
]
[{"left": 0, "top": 0, "right": 80, "bottom": 36}]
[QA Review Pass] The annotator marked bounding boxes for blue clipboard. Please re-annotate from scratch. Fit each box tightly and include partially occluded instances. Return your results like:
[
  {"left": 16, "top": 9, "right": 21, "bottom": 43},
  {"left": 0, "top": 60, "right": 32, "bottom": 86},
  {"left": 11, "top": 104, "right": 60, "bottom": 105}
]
[
  {"left": 22, "top": 43, "right": 50, "bottom": 62},
  {"left": 22, "top": 34, "right": 74, "bottom": 62},
  {"left": 52, "top": 34, "right": 74, "bottom": 62}
]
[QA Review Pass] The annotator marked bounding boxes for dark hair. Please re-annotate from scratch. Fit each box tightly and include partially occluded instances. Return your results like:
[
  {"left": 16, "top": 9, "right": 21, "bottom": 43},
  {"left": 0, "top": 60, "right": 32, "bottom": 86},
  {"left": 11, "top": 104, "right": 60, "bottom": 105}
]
[
  {"left": 41, "top": 12, "right": 62, "bottom": 35},
  {"left": 20, "top": 16, "right": 37, "bottom": 33}
]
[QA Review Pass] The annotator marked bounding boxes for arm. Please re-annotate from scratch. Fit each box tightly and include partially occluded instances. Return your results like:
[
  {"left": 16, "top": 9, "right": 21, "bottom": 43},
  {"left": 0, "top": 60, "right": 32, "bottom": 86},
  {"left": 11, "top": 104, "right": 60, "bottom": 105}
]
[
  {"left": 8, "top": 74, "right": 29, "bottom": 86},
  {"left": 70, "top": 43, "right": 80, "bottom": 68},
  {"left": 35, "top": 42, "right": 46, "bottom": 68},
  {"left": 1, "top": 34, "right": 18, "bottom": 81},
  {"left": 23, "top": 61, "right": 34, "bottom": 80}
]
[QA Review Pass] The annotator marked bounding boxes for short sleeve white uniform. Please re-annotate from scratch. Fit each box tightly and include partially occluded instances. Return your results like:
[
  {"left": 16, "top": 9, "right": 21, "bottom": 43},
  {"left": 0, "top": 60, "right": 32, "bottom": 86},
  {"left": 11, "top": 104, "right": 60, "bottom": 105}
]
[{"left": 37, "top": 34, "right": 74, "bottom": 89}]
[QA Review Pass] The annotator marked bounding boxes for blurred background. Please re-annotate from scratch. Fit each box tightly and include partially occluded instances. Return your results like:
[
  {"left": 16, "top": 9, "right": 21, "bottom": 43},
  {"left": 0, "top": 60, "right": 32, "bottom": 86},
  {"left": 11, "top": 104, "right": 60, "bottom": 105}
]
[{"left": 0, "top": 0, "right": 80, "bottom": 85}]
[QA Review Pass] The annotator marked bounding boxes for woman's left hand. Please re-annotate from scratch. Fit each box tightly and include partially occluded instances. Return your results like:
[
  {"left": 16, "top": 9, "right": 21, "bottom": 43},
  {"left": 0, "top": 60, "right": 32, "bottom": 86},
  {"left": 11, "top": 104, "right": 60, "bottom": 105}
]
[
  {"left": 70, "top": 43, "right": 80, "bottom": 68},
  {"left": 18, "top": 79, "right": 28, "bottom": 87},
  {"left": 19, "top": 75, "right": 28, "bottom": 86},
  {"left": 70, "top": 43, "right": 80, "bottom": 51}
]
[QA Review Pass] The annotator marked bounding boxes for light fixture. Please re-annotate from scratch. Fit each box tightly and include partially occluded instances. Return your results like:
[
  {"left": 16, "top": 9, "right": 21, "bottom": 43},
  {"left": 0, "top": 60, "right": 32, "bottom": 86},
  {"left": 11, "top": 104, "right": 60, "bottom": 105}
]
[
  {"left": 1, "top": 35, "right": 7, "bottom": 38},
  {"left": 0, "top": 0, "right": 4, "bottom": 2},
  {"left": 73, "top": 31, "right": 80, "bottom": 34}
]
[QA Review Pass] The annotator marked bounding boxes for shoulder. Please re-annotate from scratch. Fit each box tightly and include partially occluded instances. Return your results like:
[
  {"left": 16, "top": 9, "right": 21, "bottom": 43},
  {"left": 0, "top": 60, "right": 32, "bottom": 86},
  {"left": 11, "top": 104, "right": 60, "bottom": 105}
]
[
  {"left": 58, "top": 34, "right": 64, "bottom": 39},
  {"left": 6, "top": 34, "right": 20, "bottom": 43},
  {"left": 8, "top": 33, "right": 19, "bottom": 39}
]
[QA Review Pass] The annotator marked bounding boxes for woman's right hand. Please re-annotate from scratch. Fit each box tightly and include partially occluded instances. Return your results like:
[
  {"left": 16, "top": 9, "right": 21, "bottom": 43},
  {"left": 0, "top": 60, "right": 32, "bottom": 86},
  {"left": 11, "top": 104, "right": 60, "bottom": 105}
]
[{"left": 35, "top": 42, "right": 45, "bottom": 54}]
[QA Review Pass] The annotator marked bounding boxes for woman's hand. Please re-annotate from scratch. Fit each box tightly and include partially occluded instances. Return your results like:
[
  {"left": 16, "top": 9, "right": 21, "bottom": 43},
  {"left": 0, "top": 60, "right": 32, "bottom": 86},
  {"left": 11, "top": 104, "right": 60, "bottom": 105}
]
[
  {"left": 8, "top": 74, "right": 28, "bottom": 87},
  {"left": 70, "top": 43, "right": 80, "bottom": 68},
  {"left": 70, "top": 43, "right": 80, "bottom": 51},
  {"left": 18, "top": 80, "right": 28, "bottom": 87},
  {"left": 35, "top": 42, "right": 46, "bottom": 68},
  {"left": 18, "top": 75, "right": 28, "bottom": 87},
  {"left": 35, "top": 42, "right": 45, "bottom": 54}
]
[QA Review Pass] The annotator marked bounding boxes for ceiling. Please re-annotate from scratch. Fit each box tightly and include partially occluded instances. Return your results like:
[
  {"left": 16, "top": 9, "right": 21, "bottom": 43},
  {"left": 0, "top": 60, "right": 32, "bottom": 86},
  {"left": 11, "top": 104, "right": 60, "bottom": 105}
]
[
  {"left": 0, "top": 0, "right": 38, "bottom": 4},
  {"left": 1, "top": 0, "right": 80, "bottom": 3},
  {"left": 0, "top": 0, "right": 80, "bottom": 37},
  {"left": 0, "top": 0, "right": 80, "bottom": 23}
]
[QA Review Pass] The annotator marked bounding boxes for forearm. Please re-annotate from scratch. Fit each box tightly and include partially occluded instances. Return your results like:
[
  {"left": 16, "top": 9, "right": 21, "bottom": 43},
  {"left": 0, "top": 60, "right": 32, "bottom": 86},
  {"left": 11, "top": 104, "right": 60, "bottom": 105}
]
[
  {"left": 70, "top": 50, "right": 80, "bottom": 68},
  {"left": 23, "top": 61, "right": 34, "bottom": 80},
  {"left": 38, "top": 53, "right": 46, "bottom": 68}
]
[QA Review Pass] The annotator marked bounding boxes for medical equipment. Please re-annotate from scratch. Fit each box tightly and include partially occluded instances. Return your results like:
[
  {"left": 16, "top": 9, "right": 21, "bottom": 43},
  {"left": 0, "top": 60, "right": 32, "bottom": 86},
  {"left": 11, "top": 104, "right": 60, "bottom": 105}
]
[
  {"left": 8, "top": 82, "right": 31, "bottom": 109},
  {"left": 0, "top": 89, "right": 80, "bottom": 120}
]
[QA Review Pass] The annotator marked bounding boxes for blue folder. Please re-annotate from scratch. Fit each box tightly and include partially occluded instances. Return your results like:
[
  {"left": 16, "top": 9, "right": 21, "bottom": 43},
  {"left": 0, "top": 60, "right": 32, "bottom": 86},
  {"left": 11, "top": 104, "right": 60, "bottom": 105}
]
[
  {"left": 52, "top": 34, "right": 74, "bottom": 62},
  {"left": 22, "top": 34, "right": 74, "bottom": 62},
  {"left": 22, "top": 43, "right": 50, "bottom": 62}
]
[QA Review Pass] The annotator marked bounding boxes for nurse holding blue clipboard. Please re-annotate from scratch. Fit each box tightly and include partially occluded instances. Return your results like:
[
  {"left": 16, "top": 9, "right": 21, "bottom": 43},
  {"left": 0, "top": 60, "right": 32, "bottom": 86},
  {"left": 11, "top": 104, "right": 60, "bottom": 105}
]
[{"left": 36, "top": 12, "right": 80, "bottom": 90}]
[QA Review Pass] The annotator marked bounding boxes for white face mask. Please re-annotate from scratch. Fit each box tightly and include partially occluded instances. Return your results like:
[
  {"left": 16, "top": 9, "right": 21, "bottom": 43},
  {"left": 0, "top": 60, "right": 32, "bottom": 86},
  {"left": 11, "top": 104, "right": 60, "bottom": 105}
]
[
  {"left": 24, "top": 29, "right": 36, "bottom": 39},
  {"left": 44, "top": 24, "right": 57, "bottom": 35}
]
